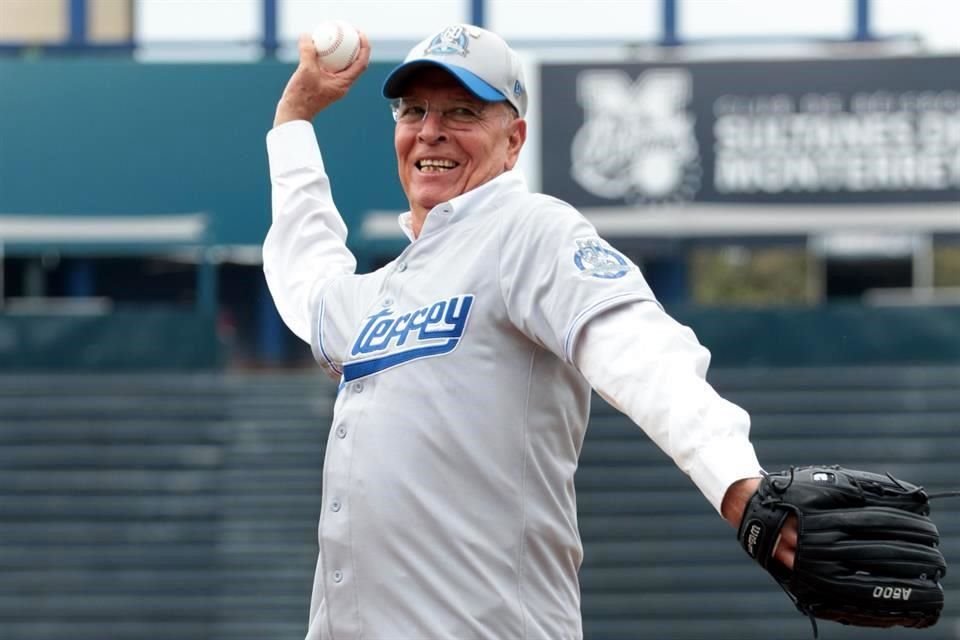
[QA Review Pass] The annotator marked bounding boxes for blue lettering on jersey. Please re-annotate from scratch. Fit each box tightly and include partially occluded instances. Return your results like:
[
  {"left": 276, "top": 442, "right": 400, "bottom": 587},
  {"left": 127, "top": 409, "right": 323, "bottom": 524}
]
[{"left": 343, "top": 294, "right": 474, "bottom": 381}]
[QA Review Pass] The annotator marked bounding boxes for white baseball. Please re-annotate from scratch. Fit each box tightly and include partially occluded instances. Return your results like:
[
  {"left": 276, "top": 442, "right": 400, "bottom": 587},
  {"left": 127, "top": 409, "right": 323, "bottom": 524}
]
[{"left": 311, "top": 20, "right": 361, "bottom": 72}]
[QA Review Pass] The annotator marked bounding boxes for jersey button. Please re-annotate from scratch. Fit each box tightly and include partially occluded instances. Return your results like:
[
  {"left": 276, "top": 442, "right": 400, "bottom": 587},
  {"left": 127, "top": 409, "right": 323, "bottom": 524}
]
[
  {"left": 330, "top": 499, "right": 341, "bottom": 512},
  {"left": 382, "top": 298, "right": 393, "bottom": 308},
  {"left": 352, "top": 382, "right": 364, "bottom": 393},
  {"left": 397, "top": 262, "right": 407, "bottom": 273},
  {"left": 333, "top": 570, "right": 343, "bottom": 583},
  {"left": 335, "top": 425, "right": 347, "bottom": 439}
]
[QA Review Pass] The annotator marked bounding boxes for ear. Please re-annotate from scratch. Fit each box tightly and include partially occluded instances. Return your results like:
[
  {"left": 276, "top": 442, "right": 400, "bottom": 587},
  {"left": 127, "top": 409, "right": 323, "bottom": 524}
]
[{"left": 503, "top": 118, "right": 527, "bottom": 171}]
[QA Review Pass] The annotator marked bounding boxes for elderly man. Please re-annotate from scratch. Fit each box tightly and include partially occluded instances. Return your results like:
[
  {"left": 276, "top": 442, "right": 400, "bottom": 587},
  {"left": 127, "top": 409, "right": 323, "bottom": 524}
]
[{"left": 264, "top": 24, "right": 794, "bottom": 640}]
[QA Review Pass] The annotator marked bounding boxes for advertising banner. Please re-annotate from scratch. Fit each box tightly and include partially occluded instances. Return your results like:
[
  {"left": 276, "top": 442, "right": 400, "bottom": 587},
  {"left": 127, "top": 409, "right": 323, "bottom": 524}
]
[{"left": 541, "top": 56, "right": 960, "bottom": 215}]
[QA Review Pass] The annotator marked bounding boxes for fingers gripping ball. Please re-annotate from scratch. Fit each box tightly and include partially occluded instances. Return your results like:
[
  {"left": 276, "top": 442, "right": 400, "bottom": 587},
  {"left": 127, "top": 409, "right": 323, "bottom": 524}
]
[
  {"left": 737, "top": 466, "right": 951, "bottom": 636},
  {"left": 311, "top": 20, "right": 361, "bottom": 72}
]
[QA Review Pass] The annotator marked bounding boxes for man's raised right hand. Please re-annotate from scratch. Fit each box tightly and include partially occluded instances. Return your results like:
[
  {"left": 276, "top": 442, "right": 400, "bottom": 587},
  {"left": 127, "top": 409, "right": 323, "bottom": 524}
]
[{"left": 274, "top": 31, "right": 371, "bottom": 127}]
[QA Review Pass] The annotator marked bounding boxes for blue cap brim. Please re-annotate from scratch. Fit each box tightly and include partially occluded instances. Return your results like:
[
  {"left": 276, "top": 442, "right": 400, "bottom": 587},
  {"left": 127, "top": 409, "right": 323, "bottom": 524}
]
[{"left": 382, "top": 60, "right": 506, "bottom": 103}]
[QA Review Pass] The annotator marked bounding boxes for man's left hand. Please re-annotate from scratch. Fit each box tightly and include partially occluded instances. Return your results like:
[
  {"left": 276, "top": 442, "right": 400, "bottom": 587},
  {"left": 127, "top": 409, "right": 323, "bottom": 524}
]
[{"left": 722, "top": 477, "right": 797, "bottom": 570}]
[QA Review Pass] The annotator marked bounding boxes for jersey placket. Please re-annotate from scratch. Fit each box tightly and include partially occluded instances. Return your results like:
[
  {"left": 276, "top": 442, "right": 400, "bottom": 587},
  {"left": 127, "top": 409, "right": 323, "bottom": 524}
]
[
  {"left": 322, "top": 253, "right": 414, "bottom": 638},
  {"left": 321, "top": 378, "right": 368, "bottom": 639}
]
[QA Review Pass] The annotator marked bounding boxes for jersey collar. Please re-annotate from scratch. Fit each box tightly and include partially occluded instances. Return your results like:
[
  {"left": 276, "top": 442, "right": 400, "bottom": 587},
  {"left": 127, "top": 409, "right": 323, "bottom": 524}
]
[{"left": 398, "top": 169, "right": 529, "bottom": 242}]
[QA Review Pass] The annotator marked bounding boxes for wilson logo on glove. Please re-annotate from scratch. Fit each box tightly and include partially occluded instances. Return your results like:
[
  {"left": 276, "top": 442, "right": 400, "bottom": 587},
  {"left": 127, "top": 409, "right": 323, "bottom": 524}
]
[{"left": 744, "top": 521, "right": 763, "bottom": 558}]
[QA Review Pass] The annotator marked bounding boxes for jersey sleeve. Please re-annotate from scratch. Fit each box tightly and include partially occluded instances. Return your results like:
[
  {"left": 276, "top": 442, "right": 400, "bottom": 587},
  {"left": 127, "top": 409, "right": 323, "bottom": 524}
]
[
  {"left": 574, "top": 300, "right": 762, "bottom": 513},
  {"left": 263, "top": 120, "right": 358, "bottom": 344},
  {"left": 498, "top": 196, "right": 657, "bottom": 362}
]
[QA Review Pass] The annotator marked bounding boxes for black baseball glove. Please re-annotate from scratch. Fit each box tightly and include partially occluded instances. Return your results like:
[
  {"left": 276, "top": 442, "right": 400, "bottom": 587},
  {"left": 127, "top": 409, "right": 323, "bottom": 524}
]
[{"left": 737, "top": 465, "right": 954, "bottom": 637}]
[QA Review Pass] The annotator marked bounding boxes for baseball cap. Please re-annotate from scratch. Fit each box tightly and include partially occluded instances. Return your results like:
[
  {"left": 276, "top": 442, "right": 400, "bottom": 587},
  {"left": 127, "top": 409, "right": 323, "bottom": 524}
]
[{"left": 382, "top": 24, "right": 527, "bottom": 118}]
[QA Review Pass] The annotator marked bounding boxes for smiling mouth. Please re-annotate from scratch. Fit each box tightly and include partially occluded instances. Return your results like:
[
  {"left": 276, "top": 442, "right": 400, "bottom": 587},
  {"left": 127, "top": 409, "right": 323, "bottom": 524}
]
[{"left": 416, "top": 159, "right": 459, "bottom": 173}]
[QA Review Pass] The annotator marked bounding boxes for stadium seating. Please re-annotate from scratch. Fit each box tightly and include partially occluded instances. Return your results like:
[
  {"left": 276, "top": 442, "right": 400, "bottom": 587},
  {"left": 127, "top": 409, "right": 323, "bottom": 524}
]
[{"left": 0, "top": 367, "right": 957, "bottom": 639}]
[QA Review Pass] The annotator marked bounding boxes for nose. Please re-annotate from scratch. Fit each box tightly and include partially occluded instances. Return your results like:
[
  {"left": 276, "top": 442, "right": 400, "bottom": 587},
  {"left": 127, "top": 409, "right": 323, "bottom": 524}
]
[{"left": 417, "top": 110, "right": 447, "bottom": 143}]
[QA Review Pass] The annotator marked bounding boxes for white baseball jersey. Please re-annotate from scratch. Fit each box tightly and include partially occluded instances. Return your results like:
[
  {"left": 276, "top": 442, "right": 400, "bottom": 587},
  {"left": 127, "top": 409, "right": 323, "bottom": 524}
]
[{"left": 264, "top": 121, "right": 761, "bottom": 640}]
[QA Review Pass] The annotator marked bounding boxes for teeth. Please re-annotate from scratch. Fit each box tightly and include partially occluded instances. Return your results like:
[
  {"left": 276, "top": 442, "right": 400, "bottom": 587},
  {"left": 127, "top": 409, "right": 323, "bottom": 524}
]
[{"left": 418, "top": 159, "right": 457, "bottom": 172}]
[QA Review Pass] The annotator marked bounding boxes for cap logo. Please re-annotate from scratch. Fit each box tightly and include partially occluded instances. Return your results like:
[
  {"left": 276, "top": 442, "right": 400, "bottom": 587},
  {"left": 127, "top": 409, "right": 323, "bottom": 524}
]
[
  {"left": 426, "top": 25, "right": 471, "bottom": 57},
  {"left": 513, "top": 80, "right": 523, "bottom": 97}
]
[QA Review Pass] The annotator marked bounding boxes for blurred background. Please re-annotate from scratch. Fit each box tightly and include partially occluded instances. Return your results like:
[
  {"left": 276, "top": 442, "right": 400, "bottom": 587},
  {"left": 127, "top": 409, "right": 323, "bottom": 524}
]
[{"left": 0, "top": 0, "right": 958, "bottom": 638}]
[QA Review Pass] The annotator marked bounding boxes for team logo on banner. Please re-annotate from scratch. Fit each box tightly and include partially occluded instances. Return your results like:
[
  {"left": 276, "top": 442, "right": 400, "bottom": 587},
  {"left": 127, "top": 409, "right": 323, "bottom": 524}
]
[{"left": 571, "top": 69, "right": 701, "bottom": 204}]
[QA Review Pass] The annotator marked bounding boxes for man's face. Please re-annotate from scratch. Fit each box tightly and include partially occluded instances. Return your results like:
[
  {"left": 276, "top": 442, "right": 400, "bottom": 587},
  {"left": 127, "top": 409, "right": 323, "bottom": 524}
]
[{"left": 394, "top": 68, "right": 526, "bottom": 220}]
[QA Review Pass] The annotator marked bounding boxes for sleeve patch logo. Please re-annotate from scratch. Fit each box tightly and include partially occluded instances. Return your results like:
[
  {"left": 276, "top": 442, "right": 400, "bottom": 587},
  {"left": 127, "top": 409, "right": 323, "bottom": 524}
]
[{"left": 573, "top": 238, "right": 631, "bottom": 279}]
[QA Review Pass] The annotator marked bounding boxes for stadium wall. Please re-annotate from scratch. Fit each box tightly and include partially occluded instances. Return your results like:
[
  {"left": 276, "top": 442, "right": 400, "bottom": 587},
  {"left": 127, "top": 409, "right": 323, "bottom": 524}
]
[{"left": 0, "top": 59, "right": 405, "bottom": 248}]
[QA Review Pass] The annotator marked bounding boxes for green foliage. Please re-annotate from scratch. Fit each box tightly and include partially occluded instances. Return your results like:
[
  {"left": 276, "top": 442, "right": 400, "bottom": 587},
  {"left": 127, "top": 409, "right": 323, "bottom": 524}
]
[
  {"left": 934, "top": 245, "right": 960, "bottom": 287},
  {"left": 691, "top": 246, "right": 811, "bottom": 306}
]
